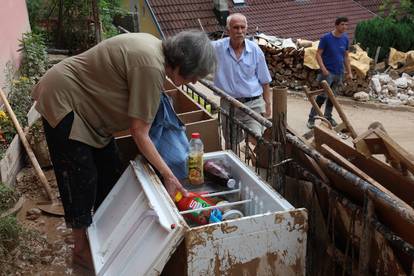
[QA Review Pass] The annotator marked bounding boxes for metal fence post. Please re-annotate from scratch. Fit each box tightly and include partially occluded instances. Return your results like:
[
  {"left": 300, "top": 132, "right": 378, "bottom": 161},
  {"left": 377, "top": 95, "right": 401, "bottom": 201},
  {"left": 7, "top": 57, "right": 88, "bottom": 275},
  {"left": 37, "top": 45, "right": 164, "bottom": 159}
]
[
  {"left": 358, "top": 193, "right": 375, "bottom": 275},
  {"left": 272, "top": 86, "right": 287, "bottom": 194}
]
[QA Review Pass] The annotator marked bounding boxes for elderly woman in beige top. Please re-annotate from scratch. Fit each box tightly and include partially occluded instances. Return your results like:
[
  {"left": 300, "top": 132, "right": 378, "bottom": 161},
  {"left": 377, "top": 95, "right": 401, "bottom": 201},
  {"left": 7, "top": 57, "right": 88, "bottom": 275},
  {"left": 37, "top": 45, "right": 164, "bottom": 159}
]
[{"left": 32, "top": 30, "right": 216, "bottom": 269}]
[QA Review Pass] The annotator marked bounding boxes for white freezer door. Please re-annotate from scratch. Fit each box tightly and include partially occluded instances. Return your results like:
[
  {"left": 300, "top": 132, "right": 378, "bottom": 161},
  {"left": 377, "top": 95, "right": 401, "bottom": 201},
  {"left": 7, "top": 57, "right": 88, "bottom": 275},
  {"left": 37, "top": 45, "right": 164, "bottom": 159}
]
[{"left": 87, "top": 157, "right": 185, "bottom": 276}]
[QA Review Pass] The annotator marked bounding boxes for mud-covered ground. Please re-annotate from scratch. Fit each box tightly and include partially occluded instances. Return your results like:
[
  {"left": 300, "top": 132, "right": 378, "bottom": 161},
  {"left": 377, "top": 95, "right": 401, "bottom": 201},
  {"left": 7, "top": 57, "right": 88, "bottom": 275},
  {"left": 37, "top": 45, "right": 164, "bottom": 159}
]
[{"left": 2, "top": 166, "right": 92, "bottom": 276}]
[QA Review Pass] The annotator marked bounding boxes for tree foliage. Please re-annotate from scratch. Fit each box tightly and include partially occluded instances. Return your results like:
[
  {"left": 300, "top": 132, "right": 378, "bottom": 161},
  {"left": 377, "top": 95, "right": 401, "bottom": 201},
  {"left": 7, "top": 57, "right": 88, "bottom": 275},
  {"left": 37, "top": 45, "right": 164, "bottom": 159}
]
[
  {"left": 354, "top": 0, "right": 414, "bottom": 61},
  {"left": 26, "top": 0, "right": 125, "bottom": 51}
]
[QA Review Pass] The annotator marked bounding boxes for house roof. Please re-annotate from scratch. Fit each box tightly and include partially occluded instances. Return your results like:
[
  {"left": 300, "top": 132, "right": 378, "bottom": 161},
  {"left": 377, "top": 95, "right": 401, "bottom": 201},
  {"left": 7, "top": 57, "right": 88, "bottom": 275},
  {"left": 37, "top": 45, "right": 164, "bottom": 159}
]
[
  {"left": 147, "top": 0, "right": 380, "bottom": 41},
  {"left": 147, "top": 0, "right": 224, "bottom": 37},
  {"left": 355, "top": 0, "right": 399, "bottom": 14}
]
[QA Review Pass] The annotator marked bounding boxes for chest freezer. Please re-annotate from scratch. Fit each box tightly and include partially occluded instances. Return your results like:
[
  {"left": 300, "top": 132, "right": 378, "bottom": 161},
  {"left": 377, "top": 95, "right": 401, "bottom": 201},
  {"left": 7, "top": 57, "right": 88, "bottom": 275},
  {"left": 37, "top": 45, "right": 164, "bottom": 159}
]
[{"left": 87, "top": 151, "right": 307, "bottom": 276}]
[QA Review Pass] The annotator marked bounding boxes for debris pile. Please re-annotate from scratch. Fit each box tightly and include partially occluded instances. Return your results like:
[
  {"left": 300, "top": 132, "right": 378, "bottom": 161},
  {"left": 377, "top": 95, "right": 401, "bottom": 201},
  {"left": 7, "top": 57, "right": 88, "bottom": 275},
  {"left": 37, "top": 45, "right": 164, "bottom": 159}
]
[
  {"left": 342, "top": 44, "right": 373, "bottom": 96},
  {"left": 369, "top": 72, "right": 414, "bottom": 106}
]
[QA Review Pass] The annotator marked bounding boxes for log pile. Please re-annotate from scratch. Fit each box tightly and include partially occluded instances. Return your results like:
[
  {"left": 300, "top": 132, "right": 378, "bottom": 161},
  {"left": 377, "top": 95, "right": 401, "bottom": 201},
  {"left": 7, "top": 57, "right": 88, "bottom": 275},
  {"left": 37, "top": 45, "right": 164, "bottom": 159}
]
[
  {"left": 258, "top": 42, "right": 319, "bottom": 90},
  {"left": 341, "top": 68, "right": 373, "bottom": 96}
]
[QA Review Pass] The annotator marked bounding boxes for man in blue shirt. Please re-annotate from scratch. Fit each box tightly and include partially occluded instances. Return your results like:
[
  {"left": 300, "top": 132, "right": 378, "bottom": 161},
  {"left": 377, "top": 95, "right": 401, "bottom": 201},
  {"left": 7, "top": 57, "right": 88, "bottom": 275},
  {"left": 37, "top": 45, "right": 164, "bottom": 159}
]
[
  {"left": 307, "top": 17, "right": 353, "bottom": 129},
  {"left": 213, "top": 13, "right": 272, "bottom": 148}
]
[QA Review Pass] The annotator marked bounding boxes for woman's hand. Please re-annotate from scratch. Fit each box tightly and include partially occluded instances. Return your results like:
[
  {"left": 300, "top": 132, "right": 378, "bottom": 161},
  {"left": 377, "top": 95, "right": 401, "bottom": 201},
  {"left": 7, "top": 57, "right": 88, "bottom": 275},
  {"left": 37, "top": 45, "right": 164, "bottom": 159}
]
[{"left": 163, "top": 173, "right": 188, "bottom": 198}]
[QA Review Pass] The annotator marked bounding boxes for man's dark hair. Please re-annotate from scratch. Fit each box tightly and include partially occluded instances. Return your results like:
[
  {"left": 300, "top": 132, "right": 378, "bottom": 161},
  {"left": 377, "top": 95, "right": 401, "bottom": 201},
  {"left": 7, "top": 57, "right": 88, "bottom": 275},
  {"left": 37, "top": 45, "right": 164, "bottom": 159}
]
[{"left": 335, "top": 17, "right": 349, "bottom": 25}]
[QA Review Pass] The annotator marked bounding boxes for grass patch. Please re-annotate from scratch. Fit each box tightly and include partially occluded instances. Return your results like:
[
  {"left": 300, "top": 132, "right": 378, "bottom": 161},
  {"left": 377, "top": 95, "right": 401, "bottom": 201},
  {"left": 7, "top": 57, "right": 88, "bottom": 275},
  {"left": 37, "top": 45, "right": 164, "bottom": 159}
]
[
  {"left": 0, "top": 215, "right": 22, "bottom": 255},
  {"left": 0, "top": 183, "right": 19, "bottom": 214},
  {"left": 0, "top": 215, "right": 49, "bottom": 275}
]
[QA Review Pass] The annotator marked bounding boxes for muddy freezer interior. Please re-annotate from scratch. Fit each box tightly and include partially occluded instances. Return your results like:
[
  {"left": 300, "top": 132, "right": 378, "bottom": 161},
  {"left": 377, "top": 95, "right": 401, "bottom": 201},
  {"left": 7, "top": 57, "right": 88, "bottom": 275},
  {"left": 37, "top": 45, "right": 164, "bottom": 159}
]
[{"left": 87, "top": 151, "right": 307, "bottom": 276}]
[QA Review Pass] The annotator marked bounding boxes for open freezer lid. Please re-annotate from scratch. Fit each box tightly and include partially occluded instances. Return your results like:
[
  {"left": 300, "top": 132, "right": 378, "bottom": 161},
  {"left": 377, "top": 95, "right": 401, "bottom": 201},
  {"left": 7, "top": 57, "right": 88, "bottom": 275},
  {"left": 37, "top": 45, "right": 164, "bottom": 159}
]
[{"left": 87, "top": 157, "right": 186, "bottom": 276}]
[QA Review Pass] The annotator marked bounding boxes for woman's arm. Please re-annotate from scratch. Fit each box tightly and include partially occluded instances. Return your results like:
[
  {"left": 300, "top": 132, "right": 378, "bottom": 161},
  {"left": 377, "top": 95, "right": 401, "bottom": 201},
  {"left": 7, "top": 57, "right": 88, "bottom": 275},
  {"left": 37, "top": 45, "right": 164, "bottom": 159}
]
[{"left": 129, "top": 117, "right": 187, "bottom": 197}]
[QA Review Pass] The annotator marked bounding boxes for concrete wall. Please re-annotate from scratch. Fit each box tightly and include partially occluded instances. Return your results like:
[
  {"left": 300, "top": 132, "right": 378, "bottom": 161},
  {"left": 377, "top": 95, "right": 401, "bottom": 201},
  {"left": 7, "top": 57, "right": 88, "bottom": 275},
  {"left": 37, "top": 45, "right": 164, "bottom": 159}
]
[{"left": 0, "top": 0, "right": 31, "bottom": 89}]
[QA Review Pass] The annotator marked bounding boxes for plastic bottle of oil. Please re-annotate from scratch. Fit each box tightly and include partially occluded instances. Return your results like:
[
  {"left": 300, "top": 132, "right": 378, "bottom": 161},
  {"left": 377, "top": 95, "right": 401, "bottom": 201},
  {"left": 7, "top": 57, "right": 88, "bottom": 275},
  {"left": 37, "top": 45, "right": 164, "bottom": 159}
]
[{"left": 188, "top": 133, "right": 204, "bottom": 185}]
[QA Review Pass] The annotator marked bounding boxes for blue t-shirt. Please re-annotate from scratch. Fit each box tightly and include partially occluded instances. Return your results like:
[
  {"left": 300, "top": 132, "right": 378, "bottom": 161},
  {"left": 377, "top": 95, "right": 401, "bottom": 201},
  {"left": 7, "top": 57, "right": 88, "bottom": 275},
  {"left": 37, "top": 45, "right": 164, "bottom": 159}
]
[{"left": 318, "top": 32, "right": 349, "bottom": 75}]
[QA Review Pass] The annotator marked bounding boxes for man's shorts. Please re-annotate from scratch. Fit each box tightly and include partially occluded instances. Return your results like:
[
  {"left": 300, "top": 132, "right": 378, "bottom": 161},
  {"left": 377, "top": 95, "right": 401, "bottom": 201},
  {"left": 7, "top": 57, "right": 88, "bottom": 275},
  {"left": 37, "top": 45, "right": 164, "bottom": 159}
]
[{"left": 220, "top": 97, "right": 265, "bottom": 145}]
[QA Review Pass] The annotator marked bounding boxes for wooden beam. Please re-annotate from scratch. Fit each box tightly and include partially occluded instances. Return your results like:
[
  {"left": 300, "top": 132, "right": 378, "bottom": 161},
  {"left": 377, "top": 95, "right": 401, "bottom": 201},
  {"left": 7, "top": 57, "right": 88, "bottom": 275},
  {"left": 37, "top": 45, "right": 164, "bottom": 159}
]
[
  {"left": 303, "top": 86, "right": 324, "bottom": 118},
  {"left": 375, "top": 129, "right": 414, "bottom": 175},
  {"left": 314, "top": 125, "right": 414, "bottom": 205},
  {"left": 320, "top": 81, "right": 358, "bottom": 139},
  {"left": 320, "top": 144, "right": 391, "bottom": 194}
]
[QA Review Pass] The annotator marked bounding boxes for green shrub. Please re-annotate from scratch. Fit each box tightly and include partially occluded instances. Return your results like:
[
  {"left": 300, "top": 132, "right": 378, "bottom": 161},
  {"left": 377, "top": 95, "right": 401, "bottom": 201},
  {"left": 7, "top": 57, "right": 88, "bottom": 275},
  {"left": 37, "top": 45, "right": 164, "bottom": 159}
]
[
  {"left": 26, "top": 0, "right": 125, "bottom": 51},
  {"left": 354, "top": 17, "right": 414, "bottom": 61},
  {"left": 100, "top": 0, "right": 125, "bottom": 39},
  {"left": 18, "top": 32, "right": 48, "bottom": 82},
  {"left": 0, "top": 183, "right": 18, "bottom": 214},
  {"left": 8, "top": 76, "right": 35, "bottom": 128},
  {"left": 26, "top": 0, "right": 47, "bottom": 34},
  {"left": 0, "top": 216, "right": 22, "bottom": 256},
  {"left": 0, "top": 109, "right": 16, "bottom": 158}
]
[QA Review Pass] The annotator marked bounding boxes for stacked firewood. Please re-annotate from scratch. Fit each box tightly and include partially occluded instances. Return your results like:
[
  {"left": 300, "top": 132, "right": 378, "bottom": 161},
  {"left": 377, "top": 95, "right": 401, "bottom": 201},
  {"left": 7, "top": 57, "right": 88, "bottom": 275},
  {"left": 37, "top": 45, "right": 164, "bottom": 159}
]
[
  {"left": 258, "top": 40, "right": 374, "bottom": 96},
  {"left": 258, "top": 43, "right": 319, "bottom": 90},
  {"left": 341, "top": 69, "right": 373, "bottom": 96}
]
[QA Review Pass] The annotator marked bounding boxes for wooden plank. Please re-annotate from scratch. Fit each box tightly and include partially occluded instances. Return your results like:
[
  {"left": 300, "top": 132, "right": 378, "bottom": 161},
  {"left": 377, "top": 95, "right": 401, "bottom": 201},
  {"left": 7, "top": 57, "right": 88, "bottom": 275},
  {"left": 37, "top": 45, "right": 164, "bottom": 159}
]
[
  {"left": 320, "top": 81, "right": 358, "bottom": 139},
  {"left": 375, "top": 129, "right": 414, "bottom": 174},
  {"left": 303, "top": 86, "right": 324, "bottom": 118},
  {"left": 353, "top": 128, "right": 388, "bottom": 156},
  {"left": 312, "top": 128, "right": 414, "bottom": 247},
  {"left": 313, "top": 125, "right": 414, "bottom": 205},
  {"left": 287, "top": 126, "right": 329, "bottom": 183},
  {"left": 320, "top": 144, "right": 391, "bottom": 195}
]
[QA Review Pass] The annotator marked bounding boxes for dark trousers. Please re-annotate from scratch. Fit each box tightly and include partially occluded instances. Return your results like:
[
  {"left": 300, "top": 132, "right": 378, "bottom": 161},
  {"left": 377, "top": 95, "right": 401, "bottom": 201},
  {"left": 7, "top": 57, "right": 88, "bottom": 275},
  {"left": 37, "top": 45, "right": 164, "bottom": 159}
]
[
  {"left": 308, "top": 73, "right": 343, "bottom": 121},
  {"left": 43, "top": 112, "right": 122, "bottom": 228}
]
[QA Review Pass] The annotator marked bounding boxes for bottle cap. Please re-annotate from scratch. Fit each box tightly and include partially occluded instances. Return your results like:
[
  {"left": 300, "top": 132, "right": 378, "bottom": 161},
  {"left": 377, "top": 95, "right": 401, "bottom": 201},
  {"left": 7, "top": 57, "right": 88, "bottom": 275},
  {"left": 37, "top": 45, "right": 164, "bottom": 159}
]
[
  {"left": 174, "top": 192, "right": 183, "bottom": 202},
  {"left": 227, "top": 179, "right": 236, "bottom": 189},
  {"left": 191, "top": 132, "right": 201, "bottom": 139},
  {"left": 222, "top": 209, "right": 244, "bottom": 221}
]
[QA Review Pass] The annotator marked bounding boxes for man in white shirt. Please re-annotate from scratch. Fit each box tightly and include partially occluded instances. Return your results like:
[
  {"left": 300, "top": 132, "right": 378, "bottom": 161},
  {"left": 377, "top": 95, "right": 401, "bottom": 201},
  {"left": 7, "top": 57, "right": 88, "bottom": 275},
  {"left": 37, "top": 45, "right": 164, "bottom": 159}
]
[{"left": 212, "top": 13, "right": 272, "bottom": 149}]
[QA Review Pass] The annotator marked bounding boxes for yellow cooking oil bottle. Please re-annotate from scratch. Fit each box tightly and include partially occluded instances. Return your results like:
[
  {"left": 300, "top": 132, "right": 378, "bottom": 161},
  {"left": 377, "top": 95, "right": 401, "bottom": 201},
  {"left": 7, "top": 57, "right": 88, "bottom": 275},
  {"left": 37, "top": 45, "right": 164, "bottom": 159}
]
[{"left": 188, "top": 132, "right": 204, "bottom": 185}]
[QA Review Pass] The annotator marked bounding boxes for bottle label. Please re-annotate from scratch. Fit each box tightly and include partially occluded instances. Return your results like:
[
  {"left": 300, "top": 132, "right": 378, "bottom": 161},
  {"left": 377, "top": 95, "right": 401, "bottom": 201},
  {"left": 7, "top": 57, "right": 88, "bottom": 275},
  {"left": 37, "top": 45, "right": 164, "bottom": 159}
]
[{"left": 188, "top": 153, "right": 204, "bottom": 184}]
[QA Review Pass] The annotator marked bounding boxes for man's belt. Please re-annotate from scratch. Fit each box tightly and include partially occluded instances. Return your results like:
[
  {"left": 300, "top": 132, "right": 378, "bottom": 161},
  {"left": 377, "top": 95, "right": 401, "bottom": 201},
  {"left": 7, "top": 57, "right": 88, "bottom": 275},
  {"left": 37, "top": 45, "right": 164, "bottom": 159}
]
[{"left": 236, "top": 95, "right": 261, "bottom": 103}]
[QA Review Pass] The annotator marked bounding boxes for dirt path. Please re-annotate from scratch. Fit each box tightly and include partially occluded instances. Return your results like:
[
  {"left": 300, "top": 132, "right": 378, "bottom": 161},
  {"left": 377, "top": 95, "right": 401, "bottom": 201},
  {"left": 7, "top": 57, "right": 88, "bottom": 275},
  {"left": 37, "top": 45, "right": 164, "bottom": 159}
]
[{"left": 7, "top": 168, "right": 93, "bottom": 276}]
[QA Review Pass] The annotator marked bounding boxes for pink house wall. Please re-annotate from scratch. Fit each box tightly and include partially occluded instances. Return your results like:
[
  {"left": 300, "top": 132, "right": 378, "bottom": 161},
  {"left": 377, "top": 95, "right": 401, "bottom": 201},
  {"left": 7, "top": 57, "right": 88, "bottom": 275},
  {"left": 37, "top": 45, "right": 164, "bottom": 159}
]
[{"left": 0, "top": 0, "right": 31, "bottom": 89}]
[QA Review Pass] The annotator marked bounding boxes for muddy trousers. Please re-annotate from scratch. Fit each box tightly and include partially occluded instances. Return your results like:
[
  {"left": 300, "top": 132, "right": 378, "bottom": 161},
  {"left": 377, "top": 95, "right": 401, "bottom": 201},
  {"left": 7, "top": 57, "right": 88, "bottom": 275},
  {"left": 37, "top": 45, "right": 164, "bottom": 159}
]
[{"left": 43, "top": 112, "right": 123, "bottom": 228}]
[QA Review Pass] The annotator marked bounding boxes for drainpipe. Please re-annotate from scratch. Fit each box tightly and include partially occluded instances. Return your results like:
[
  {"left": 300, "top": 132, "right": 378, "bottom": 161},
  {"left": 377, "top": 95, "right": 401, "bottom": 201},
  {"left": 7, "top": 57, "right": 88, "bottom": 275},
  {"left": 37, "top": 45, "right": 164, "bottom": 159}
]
[{"left": 144, "top": 0, "right": 165, "bottom": 39}]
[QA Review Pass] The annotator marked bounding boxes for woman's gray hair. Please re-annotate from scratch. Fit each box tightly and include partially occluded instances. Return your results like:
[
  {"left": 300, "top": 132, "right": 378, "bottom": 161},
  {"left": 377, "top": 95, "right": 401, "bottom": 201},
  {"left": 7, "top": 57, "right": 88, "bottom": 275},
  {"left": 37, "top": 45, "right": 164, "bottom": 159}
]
[{"left": 163, "top": 30, "right": 217, "bottom": 79}]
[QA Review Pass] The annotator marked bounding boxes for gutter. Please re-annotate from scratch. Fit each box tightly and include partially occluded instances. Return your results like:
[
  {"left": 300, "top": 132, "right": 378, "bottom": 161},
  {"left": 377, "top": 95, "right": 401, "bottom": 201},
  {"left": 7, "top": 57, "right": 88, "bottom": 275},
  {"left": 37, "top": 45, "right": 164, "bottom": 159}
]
[
  {"left": 144, "top": 0, "right": 166, "bottom": 39},
  {"left": 351, "top": 0, "right": 379, "bottom": 17}
]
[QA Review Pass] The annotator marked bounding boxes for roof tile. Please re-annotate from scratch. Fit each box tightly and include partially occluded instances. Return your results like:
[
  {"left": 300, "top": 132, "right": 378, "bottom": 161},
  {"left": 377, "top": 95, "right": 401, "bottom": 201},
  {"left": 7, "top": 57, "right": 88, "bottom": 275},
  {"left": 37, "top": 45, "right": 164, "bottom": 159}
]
[{"left": 147, "top": 0, "right": 387, "bottom": 41}]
